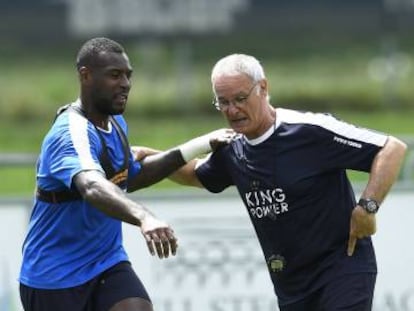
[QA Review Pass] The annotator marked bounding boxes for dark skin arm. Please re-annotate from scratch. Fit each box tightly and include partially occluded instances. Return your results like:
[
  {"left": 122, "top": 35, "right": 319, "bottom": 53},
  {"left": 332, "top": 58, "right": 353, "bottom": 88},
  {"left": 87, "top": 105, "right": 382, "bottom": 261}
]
[
  {"left": 73, "top": 170, "right": 177, "bottom": 259},
  {"left": 127, "top": 149, "right": 187, "bottom": 192},
  {"left": 130, "top": 146, "right": 204, "bottom": 188},
  {"left": 127, "top": 129, "right": 235, "bottom": 191}
]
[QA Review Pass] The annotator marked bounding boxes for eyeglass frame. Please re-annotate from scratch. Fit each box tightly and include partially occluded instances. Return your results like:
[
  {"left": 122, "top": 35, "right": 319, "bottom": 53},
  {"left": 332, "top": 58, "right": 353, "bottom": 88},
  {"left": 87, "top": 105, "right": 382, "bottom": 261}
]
[{"left": 212, "top": 82, "right": 259, "bottom": 111}]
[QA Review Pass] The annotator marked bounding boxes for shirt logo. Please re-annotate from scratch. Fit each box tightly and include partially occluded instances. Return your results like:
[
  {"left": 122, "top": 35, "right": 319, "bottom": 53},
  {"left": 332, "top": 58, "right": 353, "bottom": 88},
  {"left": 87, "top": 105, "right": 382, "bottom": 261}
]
[
  {"left": 244, "top": 188, "right": 289, "bottom": 220},
  {"left": 333, "top": 136, "right": 362, "bottom": 149}
]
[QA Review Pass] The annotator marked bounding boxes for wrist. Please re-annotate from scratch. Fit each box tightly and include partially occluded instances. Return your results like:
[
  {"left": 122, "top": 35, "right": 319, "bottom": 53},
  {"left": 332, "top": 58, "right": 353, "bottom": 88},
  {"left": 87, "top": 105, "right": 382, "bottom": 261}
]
[
  {"left": 358, "top": 198, "right": 380, "bottom": 214},
  {"left": 178, "top": 136, "right": 211, "bottom": 163}
]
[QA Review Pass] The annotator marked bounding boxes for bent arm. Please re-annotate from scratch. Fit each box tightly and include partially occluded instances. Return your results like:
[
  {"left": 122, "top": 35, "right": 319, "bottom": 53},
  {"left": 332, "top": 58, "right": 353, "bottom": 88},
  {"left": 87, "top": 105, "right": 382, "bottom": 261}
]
[
  {"left": 347, "top": 135, "right": 406, "bottom": 256},
  {"left": 74, "top": 170, "right": 150, "bottom": 226},
  {"left": 359, "top": 135, "right": 407, "bottom": 203},
  {"left": 74, "top": 170, "right": 178, "bottom": 258}
]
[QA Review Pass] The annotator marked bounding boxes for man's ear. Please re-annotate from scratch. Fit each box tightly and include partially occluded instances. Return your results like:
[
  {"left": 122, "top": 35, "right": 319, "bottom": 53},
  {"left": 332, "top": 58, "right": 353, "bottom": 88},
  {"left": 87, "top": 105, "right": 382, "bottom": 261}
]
[
  {"left": 259, "top": 79, "right": 268, "bottom": 95},
  {"left": 78, "top": 66, "right": 91, "bottom": 83}
]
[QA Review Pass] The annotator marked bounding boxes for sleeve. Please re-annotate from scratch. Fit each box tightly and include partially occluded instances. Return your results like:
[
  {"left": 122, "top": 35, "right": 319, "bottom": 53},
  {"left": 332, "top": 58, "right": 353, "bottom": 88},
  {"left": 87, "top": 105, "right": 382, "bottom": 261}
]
[
  {"left": 127, "top": 150, "right": 142, "bottom": 180},
  {"left": 312, "top": 113, "right": 388, "bottom": 172},
  {"left": 195, "top": 146, "right": 233, "bottom": 193},
  {"left": 41, "top": 112, "right": 104, "bottom": 190}
]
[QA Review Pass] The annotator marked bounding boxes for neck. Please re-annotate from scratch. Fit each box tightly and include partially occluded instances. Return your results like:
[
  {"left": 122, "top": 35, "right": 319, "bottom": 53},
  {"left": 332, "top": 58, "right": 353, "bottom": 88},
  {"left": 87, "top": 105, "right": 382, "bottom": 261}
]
[
  {"left": 244, "top": 105, "right": 276, "bottom": 140},
  {"left": 261, "top": 104, "right": 277, "bottom": 133},
  {"left": 78, "top": 97, "right": 110, "bottom": 130}
]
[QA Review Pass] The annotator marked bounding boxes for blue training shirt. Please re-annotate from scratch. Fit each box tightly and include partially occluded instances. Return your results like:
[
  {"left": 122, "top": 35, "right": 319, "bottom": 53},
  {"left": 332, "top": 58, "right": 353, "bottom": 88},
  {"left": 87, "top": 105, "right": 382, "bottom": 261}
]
[
  {"left": 19, "top": 100, "right": 141, "bottom": 289},
  {"left": 195, "top": 108, "right": 388, "bottom": 306}
]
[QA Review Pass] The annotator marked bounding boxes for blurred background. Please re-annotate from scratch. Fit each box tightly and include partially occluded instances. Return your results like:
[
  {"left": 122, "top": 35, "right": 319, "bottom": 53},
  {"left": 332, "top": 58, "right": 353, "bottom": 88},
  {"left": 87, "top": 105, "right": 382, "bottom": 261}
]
[{"left": 0, "top": 0, "right": 413, "bottom": 310}]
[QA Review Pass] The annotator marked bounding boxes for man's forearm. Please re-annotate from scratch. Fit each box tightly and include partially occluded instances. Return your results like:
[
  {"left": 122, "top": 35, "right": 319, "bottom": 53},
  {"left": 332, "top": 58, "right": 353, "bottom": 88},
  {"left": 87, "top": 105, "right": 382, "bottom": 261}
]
[
  {"left": 360, "top": 136, "right": 407, "bottom": 203},
  {"left": 169, "top": 159, "right": 204, "bottom": 187},
  {"left": 127, "top": 149, "right": 187, "bottom": 192},
  {"left": 75, "top": 171, "right": 149, "bottom": 226}
]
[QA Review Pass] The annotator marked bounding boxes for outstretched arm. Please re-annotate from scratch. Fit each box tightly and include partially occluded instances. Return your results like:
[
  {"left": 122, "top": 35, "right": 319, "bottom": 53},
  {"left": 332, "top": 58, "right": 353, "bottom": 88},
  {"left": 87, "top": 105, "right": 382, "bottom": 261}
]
[
  {"left": 130, "top": 146, "right": 204, "bottom": 188},
  {"left": 127, "top": 129, "right": 234, "bottom": 191},
  {"left": 347, "top": 135, "right": 407, "bottom": 256}
]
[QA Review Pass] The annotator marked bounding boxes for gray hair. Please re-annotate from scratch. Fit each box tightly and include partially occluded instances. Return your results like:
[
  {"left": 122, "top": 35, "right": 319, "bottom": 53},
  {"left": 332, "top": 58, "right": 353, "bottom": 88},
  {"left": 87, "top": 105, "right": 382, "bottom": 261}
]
[{"left": 211, "top": 54, "right": 266, "bottom": 84}]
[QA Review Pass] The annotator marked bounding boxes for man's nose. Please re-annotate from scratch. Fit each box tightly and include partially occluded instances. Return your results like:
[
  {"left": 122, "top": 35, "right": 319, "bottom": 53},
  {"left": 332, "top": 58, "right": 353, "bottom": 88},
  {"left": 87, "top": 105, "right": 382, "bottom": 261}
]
[
  {"left": 120, "top": 74, "right": 131, "bottom": 90},
  {"left": 225, "top": 101, "right": 241, "bottom": 113}
]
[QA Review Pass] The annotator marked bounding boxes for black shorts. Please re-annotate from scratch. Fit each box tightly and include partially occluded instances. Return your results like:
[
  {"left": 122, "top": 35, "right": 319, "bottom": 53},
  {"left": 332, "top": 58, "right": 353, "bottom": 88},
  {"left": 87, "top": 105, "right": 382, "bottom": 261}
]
[
  {"left": 280, "top": 273, "right": 376, "bottom": 311},
  {"left": 20, "top": 261, "right": 151, "bottom": 311}
]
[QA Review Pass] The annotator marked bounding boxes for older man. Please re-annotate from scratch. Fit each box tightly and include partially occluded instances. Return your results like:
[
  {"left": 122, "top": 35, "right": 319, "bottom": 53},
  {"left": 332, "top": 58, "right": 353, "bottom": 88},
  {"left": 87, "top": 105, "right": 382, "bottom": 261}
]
[{"left": 170, "top": 53, "right": 407, "bottom": 310}]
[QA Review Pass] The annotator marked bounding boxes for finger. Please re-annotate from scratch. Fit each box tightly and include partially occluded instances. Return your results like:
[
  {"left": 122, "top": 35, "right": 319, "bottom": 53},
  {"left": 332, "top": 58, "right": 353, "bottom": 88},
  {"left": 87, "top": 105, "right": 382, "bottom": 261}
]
[
  {"left": 151, "top": 233, "right": 164, "bottom": 259},
  {"left": 159, "top": 231, "right": 170, "bottom": 259},
  {"left": 170, "top": 237, "right": 178, "bottom": 256},
  {"left": 144, "top": 233, "right": 155, "bottom": 256},
  {"left": 166, "top": 229, "right": 178, "bottom": 256},
  {"left": 347, "top": 234, "right": 357, "bottom": 256}
]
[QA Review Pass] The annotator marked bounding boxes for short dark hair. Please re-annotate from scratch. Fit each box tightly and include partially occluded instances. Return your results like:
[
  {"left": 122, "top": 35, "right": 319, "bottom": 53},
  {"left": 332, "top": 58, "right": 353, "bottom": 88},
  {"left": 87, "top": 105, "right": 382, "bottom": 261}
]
[{"left": 76, "top": 37, "right": 125, "bottom": 70}]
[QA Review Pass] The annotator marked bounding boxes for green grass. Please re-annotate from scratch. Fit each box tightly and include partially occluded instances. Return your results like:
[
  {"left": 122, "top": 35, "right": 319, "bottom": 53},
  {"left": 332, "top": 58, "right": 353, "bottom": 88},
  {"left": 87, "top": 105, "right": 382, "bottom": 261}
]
[
  {"left": 0, "top": 111, "right": 412, "bottom": 196},
  {"left": 1, "top": 38, "right": 413, "bottom": 196},
  {"left": 0, "top": 115, "right": 227, "bottom": 196}
]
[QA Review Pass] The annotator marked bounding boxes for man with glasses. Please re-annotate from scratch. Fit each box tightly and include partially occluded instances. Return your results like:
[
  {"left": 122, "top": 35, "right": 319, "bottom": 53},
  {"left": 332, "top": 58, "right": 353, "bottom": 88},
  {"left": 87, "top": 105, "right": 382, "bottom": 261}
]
[{"left": 168, "top": 53, "right": 407, "bottom": 310}]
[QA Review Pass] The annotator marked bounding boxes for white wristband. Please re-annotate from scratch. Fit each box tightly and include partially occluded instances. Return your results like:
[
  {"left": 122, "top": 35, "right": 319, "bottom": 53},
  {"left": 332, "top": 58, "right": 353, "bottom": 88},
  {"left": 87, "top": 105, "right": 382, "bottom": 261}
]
[{"left": 178, "top": 136, "right": 212, "bottom": 163}]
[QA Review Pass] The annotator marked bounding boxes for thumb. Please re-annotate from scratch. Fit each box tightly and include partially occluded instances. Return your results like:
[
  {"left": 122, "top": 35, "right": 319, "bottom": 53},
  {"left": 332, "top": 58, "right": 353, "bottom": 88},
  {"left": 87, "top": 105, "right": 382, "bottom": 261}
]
[{"left": 347, "top": 232, "right": 357, "bottom": 256}]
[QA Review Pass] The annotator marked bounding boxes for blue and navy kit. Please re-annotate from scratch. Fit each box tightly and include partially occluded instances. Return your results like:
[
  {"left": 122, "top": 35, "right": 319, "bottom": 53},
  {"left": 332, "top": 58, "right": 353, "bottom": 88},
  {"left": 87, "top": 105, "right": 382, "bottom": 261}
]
[
  {"left": 19, "top": 99, "right": 141, "bottom": 289},
  {"left": 195, "top": 108, "right": 388, "bottom": 306}
]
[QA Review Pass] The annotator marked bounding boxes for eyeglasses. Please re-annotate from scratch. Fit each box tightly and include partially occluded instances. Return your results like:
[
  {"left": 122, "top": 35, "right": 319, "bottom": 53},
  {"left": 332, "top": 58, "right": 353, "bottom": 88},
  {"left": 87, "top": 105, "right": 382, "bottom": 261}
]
[{"left": 212, "top": 82, "right": 259, "bottom": 111}]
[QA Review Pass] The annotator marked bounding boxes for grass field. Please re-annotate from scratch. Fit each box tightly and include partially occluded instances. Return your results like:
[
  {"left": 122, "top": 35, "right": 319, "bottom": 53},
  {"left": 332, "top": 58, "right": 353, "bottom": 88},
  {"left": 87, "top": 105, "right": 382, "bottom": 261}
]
[
  {"left": 0, "top": 111, "right": 413, "bottom": 196},
  {"left": 1, "top": 37, "right": 413, "bottom": 196}
]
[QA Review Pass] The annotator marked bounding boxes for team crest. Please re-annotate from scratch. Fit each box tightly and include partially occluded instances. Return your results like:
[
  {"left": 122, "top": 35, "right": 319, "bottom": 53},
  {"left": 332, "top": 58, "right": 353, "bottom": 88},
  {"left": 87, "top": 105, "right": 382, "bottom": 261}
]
[{"left": 267, "top": 254, "right": 286, "bottom": 273}]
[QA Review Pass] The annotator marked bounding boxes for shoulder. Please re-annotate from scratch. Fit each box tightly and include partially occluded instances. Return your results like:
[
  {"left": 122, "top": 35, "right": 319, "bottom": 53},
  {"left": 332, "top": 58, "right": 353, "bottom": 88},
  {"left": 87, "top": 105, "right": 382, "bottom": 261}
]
[
  {"left": 212, "top": 134, "right": 244, "bottom": 161},
  {"left": 276, "top": 108, "right": 353, "bottom": 135},
  {"left": 53, "top": 109, "right": 91, "bottom": 136},
  {"left": 276, "top": 108, "right": 388, "bottom": 146},
  {"left": 276, "top": 108, "right": 337, "bottom": 127},
  {"left": 48, "top": 108, "right": 102, "bottom": 150}
]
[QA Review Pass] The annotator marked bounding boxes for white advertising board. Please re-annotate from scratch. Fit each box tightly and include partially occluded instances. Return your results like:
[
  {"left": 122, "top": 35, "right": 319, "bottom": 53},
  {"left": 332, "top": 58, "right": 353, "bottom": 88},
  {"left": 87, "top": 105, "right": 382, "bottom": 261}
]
[{"left": 1, "top": 190, "right": 413, "bottom": 310}]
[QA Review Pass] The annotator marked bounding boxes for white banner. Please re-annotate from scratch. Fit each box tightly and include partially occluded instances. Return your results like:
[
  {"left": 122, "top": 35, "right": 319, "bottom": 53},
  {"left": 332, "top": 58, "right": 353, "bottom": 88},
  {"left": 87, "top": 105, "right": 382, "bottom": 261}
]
[{"left": 1, "top": 190, "right": 414, "bottom": 310}]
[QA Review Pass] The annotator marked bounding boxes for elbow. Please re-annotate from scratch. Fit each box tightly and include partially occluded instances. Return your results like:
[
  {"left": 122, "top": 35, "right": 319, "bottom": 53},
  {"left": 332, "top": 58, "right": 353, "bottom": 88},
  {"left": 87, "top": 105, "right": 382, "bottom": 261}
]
[
  {"left": 79, "top": 180, "right": 102, "bottom": 202},
  {"left": 386, "top": 136, "right": 408, "bottom": 159}
]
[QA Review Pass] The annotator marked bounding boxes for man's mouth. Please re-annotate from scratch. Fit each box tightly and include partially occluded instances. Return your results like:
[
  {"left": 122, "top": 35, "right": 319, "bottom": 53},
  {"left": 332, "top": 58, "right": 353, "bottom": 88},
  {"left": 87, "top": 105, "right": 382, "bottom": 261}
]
[
  {"left": 116, "top": 93, "right": 128, "bottom": 103},
  {"left": 230, "top": 118, "right": 247, "bottom": 126}
]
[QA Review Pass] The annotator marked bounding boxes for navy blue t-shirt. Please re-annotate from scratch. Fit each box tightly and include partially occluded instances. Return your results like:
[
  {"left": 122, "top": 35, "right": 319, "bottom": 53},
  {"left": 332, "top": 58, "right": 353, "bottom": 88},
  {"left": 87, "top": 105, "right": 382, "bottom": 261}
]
[{"left": 195, "top": 108, "right": 388, "bottom": 306}]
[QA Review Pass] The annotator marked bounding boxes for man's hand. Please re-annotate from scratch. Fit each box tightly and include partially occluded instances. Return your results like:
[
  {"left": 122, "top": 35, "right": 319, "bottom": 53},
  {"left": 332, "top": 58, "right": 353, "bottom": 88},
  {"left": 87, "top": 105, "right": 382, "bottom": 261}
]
[
  {"left": 131, "top": 146, "right": 159, "bottom": 162},
  {"left": 140, "top": 213, "right": 178, "bottom": 259},
  {"left": 207, "top": 128, "right": 236, "bottom": 151},
  {"left": 347, "top": 206, "right": 376, "bottom": 256}
]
